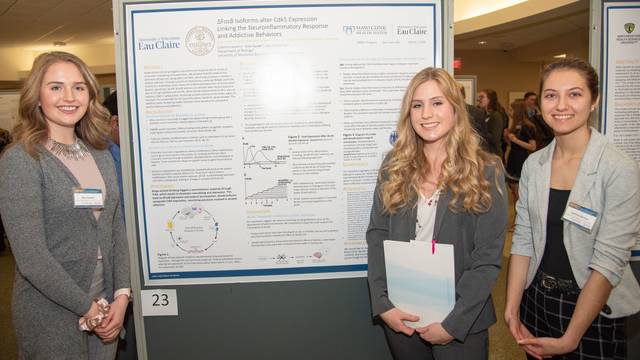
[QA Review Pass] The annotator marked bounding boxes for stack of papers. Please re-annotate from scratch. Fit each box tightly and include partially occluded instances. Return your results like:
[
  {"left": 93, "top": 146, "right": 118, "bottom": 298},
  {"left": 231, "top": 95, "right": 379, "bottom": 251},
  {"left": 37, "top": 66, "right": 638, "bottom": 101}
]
[{"left": 384, "top": 240, "right": 456, "bottom": 328}]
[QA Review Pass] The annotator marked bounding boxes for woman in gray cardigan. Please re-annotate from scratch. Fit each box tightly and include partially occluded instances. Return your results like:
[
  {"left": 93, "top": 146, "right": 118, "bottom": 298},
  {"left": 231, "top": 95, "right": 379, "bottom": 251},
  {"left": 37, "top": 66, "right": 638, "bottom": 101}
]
[
  {"left": 367, "top": 67, "right": 507, "bottom": 360},
  {"left": 505, "top": 58, "right": 640, "bottom": 359},
  {"left": 0, "top": 52, "right": 130, "bottom": 359}
]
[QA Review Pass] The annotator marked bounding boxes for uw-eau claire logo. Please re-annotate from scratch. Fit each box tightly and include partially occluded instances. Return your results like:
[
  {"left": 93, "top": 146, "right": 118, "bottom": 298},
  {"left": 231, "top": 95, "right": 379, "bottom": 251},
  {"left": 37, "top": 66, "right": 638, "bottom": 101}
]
[
  {"left": 625, "top": 22, "right": 635, "bottom": 34},
  {"left": 186, "top": 26, "right": 215, "bottom": 56}
]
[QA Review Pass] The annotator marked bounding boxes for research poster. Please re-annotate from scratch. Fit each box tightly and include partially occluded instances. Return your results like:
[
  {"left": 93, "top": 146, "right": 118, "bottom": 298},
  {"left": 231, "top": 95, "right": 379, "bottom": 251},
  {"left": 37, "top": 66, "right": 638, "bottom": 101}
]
[
  {"left": 602, "top": 2, "right": 640, "bottom": 163},
  {"left": 124, "top": 0, "right": 442, "bottom": 284},
  {"left": 601, "top": 2, "right": 640, "bottom": 261}
]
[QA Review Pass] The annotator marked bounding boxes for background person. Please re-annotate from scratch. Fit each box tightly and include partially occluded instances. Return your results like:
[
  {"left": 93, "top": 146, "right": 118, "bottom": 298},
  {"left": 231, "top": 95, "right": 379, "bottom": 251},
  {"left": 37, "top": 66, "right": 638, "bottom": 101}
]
[
  {"left": 504, "top": 100, "right": 536, "bottom": 203},
  {"left": 478, "top": 89, "right": 508, "bottom": 160},
  {"left": 505, "top": 58, "right": 640, "bottom": 359},
  {"left": 459, "top": 85, "right": 490, "bottom": 151},
  {"left": 0, "top": 51, "right": 130, "bottom": 359},
  {"left": 367, "top": 67, "right": 507, "bottom": 359},
  {"left": 523, "top": 91, "right": 553, "bottom": 149}
]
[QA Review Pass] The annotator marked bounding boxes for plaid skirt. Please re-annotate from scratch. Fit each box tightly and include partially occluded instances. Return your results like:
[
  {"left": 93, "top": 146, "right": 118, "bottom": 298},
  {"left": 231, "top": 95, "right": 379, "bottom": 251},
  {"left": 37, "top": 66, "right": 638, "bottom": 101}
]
[{"left": 520, "top": 272, "right": 626, "bottom": 360}]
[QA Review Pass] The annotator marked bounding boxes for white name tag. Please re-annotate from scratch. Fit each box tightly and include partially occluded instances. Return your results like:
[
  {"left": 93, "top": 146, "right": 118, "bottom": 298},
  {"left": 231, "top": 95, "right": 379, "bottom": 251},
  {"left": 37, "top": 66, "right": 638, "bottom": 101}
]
[
  {"left": 562, "top": 202, "right": 598, "bottom": 233},
  {"left": 73, "top": 188, "right": 104, "bottom": 208}
]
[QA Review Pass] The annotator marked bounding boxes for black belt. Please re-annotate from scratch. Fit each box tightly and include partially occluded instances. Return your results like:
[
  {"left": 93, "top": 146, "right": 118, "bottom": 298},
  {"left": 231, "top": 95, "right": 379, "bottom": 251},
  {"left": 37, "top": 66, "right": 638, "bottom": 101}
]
[{"left": 534, "top": 271, "right": 581, "bottom": 295}]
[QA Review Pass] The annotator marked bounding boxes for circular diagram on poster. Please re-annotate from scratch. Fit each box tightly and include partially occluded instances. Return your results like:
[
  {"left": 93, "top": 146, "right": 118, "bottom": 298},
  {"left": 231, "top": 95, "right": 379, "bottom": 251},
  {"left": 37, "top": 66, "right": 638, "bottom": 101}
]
[{"left": 165, "top": 204, "right": 219, "bottom": 253}]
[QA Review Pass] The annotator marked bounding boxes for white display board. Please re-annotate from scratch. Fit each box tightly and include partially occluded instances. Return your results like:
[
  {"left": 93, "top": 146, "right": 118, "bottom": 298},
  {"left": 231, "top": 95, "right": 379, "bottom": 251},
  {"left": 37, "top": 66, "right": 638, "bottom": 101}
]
[
  {"left": 600, "top": 1, "right": 640, "bottom": 260},
  {"left": 601, "top": 2, "right": 640, "bottom": 163},
  {"left": 123, "top": 0, "right": 444, "bottom": 285}
]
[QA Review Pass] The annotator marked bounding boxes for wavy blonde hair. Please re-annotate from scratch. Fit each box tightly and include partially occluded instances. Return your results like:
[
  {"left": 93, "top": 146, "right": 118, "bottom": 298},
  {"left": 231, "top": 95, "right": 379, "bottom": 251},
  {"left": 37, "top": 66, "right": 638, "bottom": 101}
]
[
  {"left": 380, "top": 67, "right": 501, "bottom": 214},
  {"left": 11, "top": 51, "right": 111, "bottom": 158}
]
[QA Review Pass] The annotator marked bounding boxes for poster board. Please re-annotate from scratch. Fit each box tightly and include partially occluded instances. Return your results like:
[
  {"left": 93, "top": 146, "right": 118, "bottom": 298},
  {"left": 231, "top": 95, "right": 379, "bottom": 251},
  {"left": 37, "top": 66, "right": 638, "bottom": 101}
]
[
  {"left": 121, "top": 0, "right": 444, "bottom": 286},
  {"left": 113, "top": 0, "right": 452, "bottom": 358},
  {"left": 591, "top": 2, "right": 640, "bottom": 358},
  {"left": 600, "top": 1, "right": 640, "bottom": 164}
]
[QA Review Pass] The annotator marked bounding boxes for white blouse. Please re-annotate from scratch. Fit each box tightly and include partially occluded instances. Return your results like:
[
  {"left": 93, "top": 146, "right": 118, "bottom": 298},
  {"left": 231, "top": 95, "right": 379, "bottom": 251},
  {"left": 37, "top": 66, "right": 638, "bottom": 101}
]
[{"left": 415, "top": 190, "right": 440, "bottom": 242}]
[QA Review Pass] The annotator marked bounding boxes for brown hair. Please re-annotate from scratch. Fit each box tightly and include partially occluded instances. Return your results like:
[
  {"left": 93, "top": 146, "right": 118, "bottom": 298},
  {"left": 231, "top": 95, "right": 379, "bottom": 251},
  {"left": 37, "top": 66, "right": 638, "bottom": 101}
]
[
  {"left": 380, "top": 67, "right": 502, "bottom": 215},
  {"left": 539, "top": 57, "right": 599, "bottom": 103},
  {"left": 11, "top": 51, "right": 110, "bottom": 158},
  {"left": 509, "top": 100, "right": 535, "bottom": 133}
]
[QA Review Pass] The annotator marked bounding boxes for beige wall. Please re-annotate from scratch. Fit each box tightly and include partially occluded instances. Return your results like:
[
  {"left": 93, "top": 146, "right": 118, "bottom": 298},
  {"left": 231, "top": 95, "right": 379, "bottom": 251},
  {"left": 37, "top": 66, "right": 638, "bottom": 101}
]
[
  {"left": 454, "top": 27, "right": 589, "bottom": 108},
  {"left": 0, "top": 43, "right": 116, "bottom": 82},
  {"left": 455, "top": 49, "right": 543, "bottom": 109}
]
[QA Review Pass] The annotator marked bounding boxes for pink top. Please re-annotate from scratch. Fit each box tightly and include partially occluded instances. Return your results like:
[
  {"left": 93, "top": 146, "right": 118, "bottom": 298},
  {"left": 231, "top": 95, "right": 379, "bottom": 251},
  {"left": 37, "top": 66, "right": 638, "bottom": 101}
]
[{"left": 52, "top": 150, "right": 106, "bottom": 221}]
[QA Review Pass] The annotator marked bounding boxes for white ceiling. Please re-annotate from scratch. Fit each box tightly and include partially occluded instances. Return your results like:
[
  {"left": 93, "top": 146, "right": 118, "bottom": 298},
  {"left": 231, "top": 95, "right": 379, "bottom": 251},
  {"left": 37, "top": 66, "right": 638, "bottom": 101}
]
[
  {"left": 0, "top": 0, "right": 589, "bottom": 56},
  {"left": 455, "top": 0, "right": 589, "bottom": 51}
]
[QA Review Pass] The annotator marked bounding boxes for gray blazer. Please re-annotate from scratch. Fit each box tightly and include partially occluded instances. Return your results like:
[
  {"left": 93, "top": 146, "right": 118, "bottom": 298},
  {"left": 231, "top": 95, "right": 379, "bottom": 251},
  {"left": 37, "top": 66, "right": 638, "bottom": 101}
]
[
  {"left": 0, "top": 143, "right": 130, "bottom": 359},
  {"left": 367, "top": 163, "right": 508, "bottom": 341},
  {"left": 511, "top": 128, "right": 640, "bottom": 318}
]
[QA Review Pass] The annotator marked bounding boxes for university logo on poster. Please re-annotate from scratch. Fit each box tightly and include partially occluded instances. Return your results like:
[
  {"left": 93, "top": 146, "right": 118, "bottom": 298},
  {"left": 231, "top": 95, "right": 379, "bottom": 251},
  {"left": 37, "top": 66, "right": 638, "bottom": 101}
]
[{"left": 624, "top": 22, "right": 635, "bottom": 34}]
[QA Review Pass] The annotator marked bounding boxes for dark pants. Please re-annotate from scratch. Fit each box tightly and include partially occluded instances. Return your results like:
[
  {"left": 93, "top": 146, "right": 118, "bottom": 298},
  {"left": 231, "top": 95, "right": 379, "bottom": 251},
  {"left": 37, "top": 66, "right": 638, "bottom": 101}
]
[
  {"left": 521, "top": 276, "right": 626, "bottom": 360},
  {"left": 0, "top": 215, "right": 5, "bottom": 252},
  {"left": 116, "top": 303, "right": 137, "bottom": 360},
  {"left": 383, "top": 324, "right": 488, "bottom": 360}
]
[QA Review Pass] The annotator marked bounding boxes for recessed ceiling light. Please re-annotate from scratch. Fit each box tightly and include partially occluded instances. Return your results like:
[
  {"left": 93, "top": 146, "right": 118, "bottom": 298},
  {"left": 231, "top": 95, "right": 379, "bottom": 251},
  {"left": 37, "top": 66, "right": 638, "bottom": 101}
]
[
  {"left": 53, "top": 41, "right": 67, "bottom": 47},
  {"left": 554, "top": 54, "right": 567, "bottom": 58},
  {"left": 478, "top": 41, "right": 487, "bottom": 45}
]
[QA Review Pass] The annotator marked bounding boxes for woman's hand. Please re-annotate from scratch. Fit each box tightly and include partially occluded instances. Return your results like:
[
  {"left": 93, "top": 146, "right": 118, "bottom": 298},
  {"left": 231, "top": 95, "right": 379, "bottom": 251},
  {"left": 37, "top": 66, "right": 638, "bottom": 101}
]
[
  {"left": 504, "top": 310, "right": 542, "bottom": 358},
  {"left": 517, "top": 335, "right": 579, "bottom": 359},
  {"left": 94, "top": 295, "right": 128, "bottom": 342},
  {"left": 503, "top": 129, "right": 511, "bottom": 143},
  {"left": 415, "top": 322, "right": 454, "bottom": 345},
  {"left": 380, "top": 307, "right": 419, "bottom": 336},
  {"left": 81, "top": 300, "right": 101, "bottom": 330},
  {"left": 83, "top": 300, "right": 100, "bottom": 321}
]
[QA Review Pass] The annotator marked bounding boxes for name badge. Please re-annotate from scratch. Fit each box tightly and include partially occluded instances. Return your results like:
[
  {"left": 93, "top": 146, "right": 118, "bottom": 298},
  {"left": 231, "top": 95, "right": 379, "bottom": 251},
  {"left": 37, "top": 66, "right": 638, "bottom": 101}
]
[
  {"left": 73, "top": 188, "right": 104, "bottom": 208},
  {"left": 562, "top": 202, "right": 598, "bottom": 233}
]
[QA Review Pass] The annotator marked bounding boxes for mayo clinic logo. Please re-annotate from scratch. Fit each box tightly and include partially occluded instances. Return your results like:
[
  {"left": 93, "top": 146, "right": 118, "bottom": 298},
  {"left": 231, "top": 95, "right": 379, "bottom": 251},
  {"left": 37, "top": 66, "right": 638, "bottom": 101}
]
[
  {"left": 185, "top": 26, "right": 215, "bottom": 56},
  {"left": 625, "top": 23, "right": 635, "bottom": 34},
  {"left": 342, "top": 25, "right": 387, "bottom": 36}
]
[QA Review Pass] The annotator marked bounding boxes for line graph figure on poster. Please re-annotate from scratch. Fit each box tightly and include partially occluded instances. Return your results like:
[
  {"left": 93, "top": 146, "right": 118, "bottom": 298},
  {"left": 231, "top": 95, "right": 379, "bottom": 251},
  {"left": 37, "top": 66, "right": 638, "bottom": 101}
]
[
  {"left": 245, "top": 178, "right": 292, "bottom": 205},
  {"left": 243, "top": 140, "right": 289, "bottom": 170},
  {"left": 165, "top": 204, "right": 220, "bottom": 253}
]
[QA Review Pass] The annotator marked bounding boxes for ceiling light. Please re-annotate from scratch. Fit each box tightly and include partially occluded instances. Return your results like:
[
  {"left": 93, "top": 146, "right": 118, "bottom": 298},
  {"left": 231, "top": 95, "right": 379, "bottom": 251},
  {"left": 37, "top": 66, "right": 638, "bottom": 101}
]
[
  {"left": 478, "top": 41, "right": 487, "bottom": 45},
  {"left": 53, "top": 41, "right": 67, "bottom": 47},
  {"left": 554, "top": 54, "right": 567, "bottom": 58}
]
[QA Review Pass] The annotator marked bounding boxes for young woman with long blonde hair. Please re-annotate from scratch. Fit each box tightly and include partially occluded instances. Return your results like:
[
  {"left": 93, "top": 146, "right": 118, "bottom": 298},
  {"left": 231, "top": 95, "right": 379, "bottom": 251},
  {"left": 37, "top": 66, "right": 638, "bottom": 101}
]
[{"left": 367, "top": 67, "right": 507, "bottom": 359}]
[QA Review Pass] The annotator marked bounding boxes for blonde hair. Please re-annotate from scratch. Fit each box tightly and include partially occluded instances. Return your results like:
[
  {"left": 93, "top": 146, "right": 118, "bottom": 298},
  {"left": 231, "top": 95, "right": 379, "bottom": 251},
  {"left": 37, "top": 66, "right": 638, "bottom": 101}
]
[
  {"left": 380, "top": 67, "right": 501, "bottom": 214},
  {"left": 12, "top": 51, "right": 111, "bottom": 158}
]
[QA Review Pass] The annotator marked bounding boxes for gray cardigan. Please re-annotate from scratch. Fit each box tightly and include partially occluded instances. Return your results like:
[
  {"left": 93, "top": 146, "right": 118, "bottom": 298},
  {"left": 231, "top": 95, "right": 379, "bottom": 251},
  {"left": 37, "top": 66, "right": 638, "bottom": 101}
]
[
  {"left": 367, "top": 162, "right": 508, "bottom": 341},
  {"left": 0, "top": 143, "right": 130, "bottom": 359},
  {"left": 511, "top": 128, "right": 640, "bottom": 318}
]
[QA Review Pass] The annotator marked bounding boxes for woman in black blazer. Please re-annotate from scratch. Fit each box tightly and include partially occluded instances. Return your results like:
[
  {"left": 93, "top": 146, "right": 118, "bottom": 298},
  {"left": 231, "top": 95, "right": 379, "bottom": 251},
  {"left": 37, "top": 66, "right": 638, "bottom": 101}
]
[{"left": 367, "top": 68, "right": 507, "bottom": 360}]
